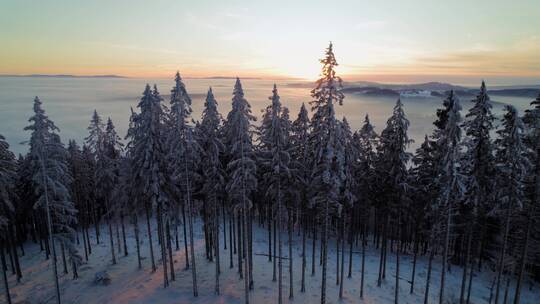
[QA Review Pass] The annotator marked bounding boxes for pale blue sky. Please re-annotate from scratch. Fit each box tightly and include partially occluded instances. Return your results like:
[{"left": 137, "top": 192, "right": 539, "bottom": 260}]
[{"left": 1, "top": 0, "right": 539, "bottom": 84}]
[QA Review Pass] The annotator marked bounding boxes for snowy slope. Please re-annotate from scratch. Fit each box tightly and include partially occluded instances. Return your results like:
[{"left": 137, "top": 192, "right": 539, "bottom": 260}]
[{"left": 4, "top": 219, "right": 539, "bottom": 304}]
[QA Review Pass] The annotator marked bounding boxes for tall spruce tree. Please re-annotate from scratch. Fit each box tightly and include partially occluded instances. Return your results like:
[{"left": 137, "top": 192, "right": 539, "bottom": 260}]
[
  {"left": 375, "top": 98, "right": 412, "bottom": 303},
  {"left": 25, "top": 97, "right": 79, "bottom": 304},
  {"left": 168, "top": 72, "right": 201, "bottom": 293},
  {"left": 308, "top": 42, "right": 345, "bottom": 304},
  {"left": 126, "top": 85, "right": 173, "bottom": 285},
  {"left": 461, "top": 82, "right": 495, "bottom": 301},
  {"left": 493, "top": 105, "right": 529, "bottom": 304},
  {"left": 224, "top": 78, "right": 257, "bottom": 304},
  {"left": 199, "top": 87, "right": 226, "bottom": 295},
  {"left": 0, "top": 134, "right": 17, "bottom": 304},
  {"left": 435, "top": 92, "right": 463, "bottom": 304},
  {"left": 290, "top": 103, "right": 310, "bottom": 293}
]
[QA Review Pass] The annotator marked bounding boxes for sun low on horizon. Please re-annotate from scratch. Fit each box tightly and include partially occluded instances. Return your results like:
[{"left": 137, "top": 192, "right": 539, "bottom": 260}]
[{"left": 1, "top": 0, "right": 540, "bottom": 85}]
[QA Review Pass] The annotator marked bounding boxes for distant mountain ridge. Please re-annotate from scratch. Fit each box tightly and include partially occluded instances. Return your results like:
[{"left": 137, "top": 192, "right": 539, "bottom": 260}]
[
  {"left": 340, "top": 81, "right": 540, "bottom": 98},
  {"left": 0, "top": 74, "right": 127, "bottom": 78}
]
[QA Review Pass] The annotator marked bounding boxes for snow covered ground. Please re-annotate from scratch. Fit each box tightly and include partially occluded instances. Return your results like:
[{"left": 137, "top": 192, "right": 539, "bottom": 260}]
[{"left": 4, "top": 219, "right": 540, "bottom": 304}]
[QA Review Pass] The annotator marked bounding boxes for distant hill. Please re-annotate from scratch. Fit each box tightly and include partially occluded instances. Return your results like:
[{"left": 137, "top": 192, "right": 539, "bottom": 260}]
[
  {"left": 338, "top": 81, "right": 540, "bottom": 98},
  {"left": 0, "top": 74, "right": 127, "bottom": 78}
]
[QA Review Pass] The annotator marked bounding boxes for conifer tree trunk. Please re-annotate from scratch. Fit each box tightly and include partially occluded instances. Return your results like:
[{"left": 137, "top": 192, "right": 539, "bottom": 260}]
[
  {"left": 243, "top": 209, "right": 250, "bottom": 304},
  {"left": 378, "top": 216, "right": 387, "bottom": 287},
  {"left": 60, "top": 241, "right": 68, "bottom": 274},
  {"left": 312, "top": 219, "right": 316, "bottom": 276},
  {"left": 229, "top": 210, "right": 234, "bottom": 268},
  {"left": 514, "top": 212, "right": 532, "bottom": 304},
  {"left": 1, "top": 241, "right": 11, "bottom": 304},
  {"left": 181, "top": 203, "right": 190, "bottom": 269},
  {"left": 133, "top": 213, "right": 142, "bottom": 269},
  {"left": 7, "top": 228, "right": 21, "bottom": 281},
  {"left": 84, "top": 211, "right": 92, "bottom": 255},
  {"left": 223, "top": 202, "right": 227, "bottom": 250},
  {"left": 268, "top": 205, "right": 272, "bottom": 262},
  {"left": 186, "top": 193, "right": 198, "bottom": 296},
  {"left": 40, "top": 155, "right": 61, "bottom": 304},
  {"left": 277, "top": 185, "right": 283, "bottom": 304},
  {"left": 273, "top": 216, "right": 277, "bottom": 281},
  {"left": 288, "top": 209, "right": 293, "bottom": 299},
  {"left": 360, "top": 222, "right": 366, "bottom": 298},
  {"left": 238, "top": 213, "right": 243, "bottom": 277},
  {"left": 115, "top": 221, "right": 121, "bottom": 255},
  {"left": 321, "top": 198, "right": 329, "bottom": 304},
  {"left": 82, "top": 221, "right": 89, "bottom": 261},
  {"left": 167, "top": 221, "right": 175, "bottom": 281},
  {"left": 424, "top": 247, "right": 435, "bottom": 304},
  {"left": 336, "top": 222, "right": 340, "bottom": 286},
  {"left": 107, "top": 208, "right": 116, "bottom": 265},
  {"left": 233, "top": 213, "right": 237, "bottom": 254},
  {"left": 174, "top": 209, "right": 180, "bottom": 251},
  {"left": 460, "top": 226, "right": 472, "bottom": 303},
  {"left": 339, "top": 220, "right": 345, "bottom": 299},
  {"left": 410, "top": 231, "right": 419, "bottom": 294},
  {"left": 214, "top": 196, "right": 221, "bottom": 295},
  {"left": 92, "top": 201, "right": 100, "bottom": 244},
  {"left": 157, "top": 204, "right": 169, "bottom": 288},
  {"left": 248, "top": 213, "right": 254, "bottom": 290},
  {"left": 301, "top": 211, "right": 306, "bottom": 292},
  {"left": 121, "top": 213, "right": 128, "bottom": 256},
  {"left": 395, "top": 209, "right": 401, "bottom": 304},
  {"left": 495, "top": 202, "right": 512, "bottom": 304},
  {"left": 145, "top": 204, "right": 156, "bottom": 272},
  {"left": 348, "top": 222, "right": 353, "bottom": 278},
  {"left": 440, "top": 183, "right": 455, "bottom": 304}
]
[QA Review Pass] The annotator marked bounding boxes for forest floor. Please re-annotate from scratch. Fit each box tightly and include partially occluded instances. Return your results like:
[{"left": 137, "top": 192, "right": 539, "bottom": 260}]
[{"left": 3, "top": 218, "right": 540, "bottom": 304}]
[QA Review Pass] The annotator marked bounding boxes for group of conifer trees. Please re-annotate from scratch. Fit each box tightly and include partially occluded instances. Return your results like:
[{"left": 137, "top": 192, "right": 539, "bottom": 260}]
[{"left": 1, "top": 43, "right": 540, "bottom": 304}]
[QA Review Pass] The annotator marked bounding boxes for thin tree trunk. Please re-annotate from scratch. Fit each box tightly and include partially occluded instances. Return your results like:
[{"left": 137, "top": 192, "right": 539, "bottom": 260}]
[
  {"left": 360, "top": 222, "right": 366, "bottom": 298},
  {"left": 41, "top": 155, "right": 61, "bottom": 304},
  {"left": 214, "top": 196, "right": 221, "bottom": 295},
  {"left": 108, "top": 212, "right": 116, "bottom": 265},
  {"left": 121, "top": 213, "right": 128, "bottom": 256},
  {"left": 182, "top": 203, "right": 190, "bottom": 270},
  {"left": 167, "top": 221, "right": 175, "bottom": 281},
  {"left": 278, "top": 186, "right": 283, "bottom": 304},
  {"left": 133, "top": 213, "right": 142, "bottom": 269},
  {"left": 410, "top": 231, "right": 419, "bottom": 294},
  {"left": 339, "top": 219, "right": 345, "bottom": 299},
  {"left": 145, "top": 204, "right": 156, "bottom": 272},
  {"left": 229, "top": 210, "right": 234, "bottom": 269},
  {"left": 513, "top": 213, "right": 531, "bottom": 304},
  {"left": 495, "top": 203, "right": 512, "bottom": 304},
  {"left": 321, "top": 198, "right": 329, "bottom": 304},
  {"left": 312, "top": 218, "right": 317, "bottom": 276},
  {"left": 8, "top": 226, "right": 22, "bottom": 281},
  {"left": 60, "top": 241, "right": 68, "bottom": 274},
  {"left": 378, "top": 216, "right": 387, "bottom": 287},
  {"left": 82, "top": 220, "right": 89, "bottom": 261},
  {"left": 238, "top": 213, "right": 243, "bottom": 278},
  {"left": 187, "top": 192, "right": 198, "bottom": 296},
  {"left": 395, "top": 209, "right": 401, "bottom": 304},
  {"left": 301, "top": 211, "right": 306, "bottom": 292},
  {"left": 116, "top": 221, "right": 121, "bottom": 256},
  {"left": 268, "top": 204, "right": 272, "bottom": 262},
  {"left": 1, "top": 241, "right": 12, "bottom": 304},
  {"left": 223, "top": 201, "right": 227, "bottom": 250},
  {"left": 289, "top": 210, "right": 293, "bottom": 299},
  {"left": 273, "top": 216, "right": 277, "bottom": 282},
  {"left": 424, "top": 247, "right": 435, "bottom": 304},
  {"left": 336, "top": 222, "right": 340, "bottom": 286},
  {"left": 460, "top": 225, "right": 472, "bottom": 304},
  {"left": 440, "top": 181, "right": 455, "bottom": 304}
]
